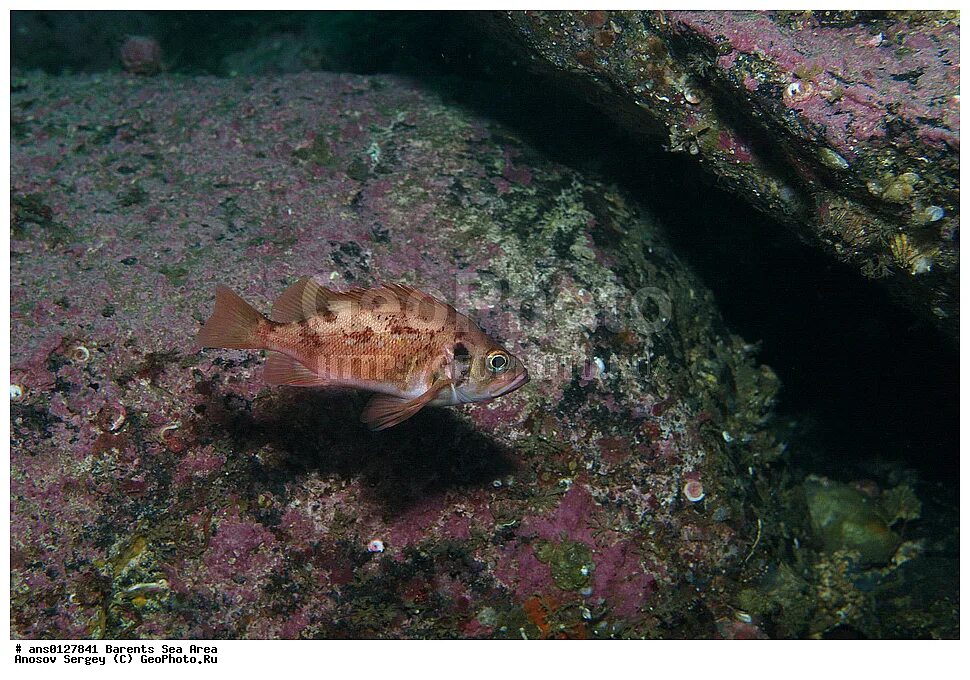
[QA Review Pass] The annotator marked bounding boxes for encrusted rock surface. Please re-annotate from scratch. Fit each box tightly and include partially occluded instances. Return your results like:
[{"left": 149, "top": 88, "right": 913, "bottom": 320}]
[
  {"left": 11, "top": 71, "right": 783, "bottom": 638},
  {"left": 486, "top": 10, "right": 959, "bottom": 337}
]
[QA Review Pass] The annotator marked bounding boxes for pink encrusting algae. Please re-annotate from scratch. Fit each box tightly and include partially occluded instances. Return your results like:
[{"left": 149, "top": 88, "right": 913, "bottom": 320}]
[
  {"left": 494, "top": 10, "right": 959, "bottom": 337},
  {"left": 11, "top": 69, "right": 782, "bottom": 639}
]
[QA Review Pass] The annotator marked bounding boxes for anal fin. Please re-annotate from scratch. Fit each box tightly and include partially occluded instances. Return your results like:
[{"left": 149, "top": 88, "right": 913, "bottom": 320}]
[
  {"left": 361, "top": 380, "right": 450, "bottom": 431},
  {"left": 264, "top": 351, "right": 329, "bottom": 387}
]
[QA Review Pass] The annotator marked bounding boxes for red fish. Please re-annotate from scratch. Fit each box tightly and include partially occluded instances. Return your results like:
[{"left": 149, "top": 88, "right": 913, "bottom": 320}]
[{"left": 197, "top": 278, "right": 529, "bottom": 430}]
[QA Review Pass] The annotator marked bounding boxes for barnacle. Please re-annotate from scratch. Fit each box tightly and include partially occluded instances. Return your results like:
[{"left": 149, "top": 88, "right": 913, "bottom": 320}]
[
  {"left": 881, "top": 172, "right": 920, "bottom": 203},
  {"left": 683, "top": 479, "right": 706, "bottom": 502},
  {"left": 71, "top": 344, "right": 91, "bottom": 363},
  {"left": 783, "top": 79, "right": 815, "bottom": 105},
  {"left": 919, "top": 205, "right": 945, "bottom": 224},
  {"left": 683, "top": 84, "right": 702, "bottom": 105},
  {"left": 889, "top": 233, "right": 936, "bottom": 275}
]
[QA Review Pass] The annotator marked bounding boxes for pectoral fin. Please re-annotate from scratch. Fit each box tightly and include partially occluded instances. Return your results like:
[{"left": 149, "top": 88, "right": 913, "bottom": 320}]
[{"left": 361, "top": 380, "right": 451, "bottom": 431}]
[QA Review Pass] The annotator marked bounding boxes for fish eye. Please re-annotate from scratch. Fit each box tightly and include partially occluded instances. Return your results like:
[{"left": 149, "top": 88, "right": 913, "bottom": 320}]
[{"left": 486, "top": 350, "right": 510, "bottom": 373}]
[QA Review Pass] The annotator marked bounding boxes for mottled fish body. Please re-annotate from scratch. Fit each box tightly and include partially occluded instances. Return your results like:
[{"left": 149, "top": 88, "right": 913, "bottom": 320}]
[{"left": 197, "top": 278, "right": 528, "bottom": 430}]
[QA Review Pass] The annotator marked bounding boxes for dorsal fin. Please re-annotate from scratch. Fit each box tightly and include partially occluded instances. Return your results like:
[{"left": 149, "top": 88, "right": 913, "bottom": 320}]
[
  {"left": 272, "top": 278, "right": 457, "bottom": 322},
  {"left": 272, "top": 277, "right": 342, "bottom": 323},
  {"left": 383, "top": 283, "right": 457, "bottom": 313}
]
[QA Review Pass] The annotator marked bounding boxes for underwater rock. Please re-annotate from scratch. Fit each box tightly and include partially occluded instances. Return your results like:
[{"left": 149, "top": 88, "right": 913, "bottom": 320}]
[
  {"left": 486, "top": 10, "right": 959, "bottom": 338},
  {"left": 120, "top": 35, "right": 163, "bottom": 76},
  {"left": 10, "top": 71, "right": 781, "bottom": 638},
  {"left": 803, "top": 476, "right": 900, "bottom": 566}
]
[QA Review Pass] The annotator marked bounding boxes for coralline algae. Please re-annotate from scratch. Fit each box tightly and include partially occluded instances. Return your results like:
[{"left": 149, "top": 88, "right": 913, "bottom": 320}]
[
  {"left": 12, "top": 69, "right": 780, "bottom": 639},
  {"left": 489, "top": 10, "right": 959, "bottom": 337}
]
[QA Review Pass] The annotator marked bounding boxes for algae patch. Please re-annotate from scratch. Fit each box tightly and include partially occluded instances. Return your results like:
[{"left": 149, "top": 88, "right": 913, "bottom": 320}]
[{"left": 804, "top": 476, "right": 900, "bottom": 566}]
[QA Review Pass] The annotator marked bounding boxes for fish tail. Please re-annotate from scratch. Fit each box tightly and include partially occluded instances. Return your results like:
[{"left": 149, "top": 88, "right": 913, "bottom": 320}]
[{"left": 197, "top": 285, "right": 267, "bottom": 349}]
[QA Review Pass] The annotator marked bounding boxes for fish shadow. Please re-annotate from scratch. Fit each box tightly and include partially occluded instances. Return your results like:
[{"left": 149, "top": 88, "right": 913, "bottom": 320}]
[{"left": 204, "top": 386, "right": 517, "bottom": 514}]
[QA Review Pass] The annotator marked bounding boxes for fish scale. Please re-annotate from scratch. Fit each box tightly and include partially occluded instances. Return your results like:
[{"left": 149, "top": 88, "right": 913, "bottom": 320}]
[{"left": 197, "top": 277, "right": 529, "bottom": 430}]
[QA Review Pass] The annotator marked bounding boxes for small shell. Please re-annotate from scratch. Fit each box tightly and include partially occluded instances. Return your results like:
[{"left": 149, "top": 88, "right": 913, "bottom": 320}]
[
  {"left": 920, "top": 205, "right": 945, "bottom": 223},
  {"left": 819, "top": 147, "right": 849, "bottom": 170},
  {"left": 783, "top": 79, "right": 815, "bottom": 105},
  {"left": 683, "top": 480, "right": 706, "bottom": 503},
  {"left": 367, "top": 539, "right": 385, "bottom": 553},
  {"left": 108, "top": 405, "right": 127, "bottom": 432},
  {"left": 683, "top": 85, "right": 702, "bottom": 105},
  {"left": 157, "top": 423, "right": 180, "bottom": 440},
  {"left": 71, "top": 344, "right": 91, "bottom": 363},
  {"left": 882, "top": 179, "right": 914, "bottom": 203},
  {"left": 10, "top": 384, "right": 25, "bottom": 402}
]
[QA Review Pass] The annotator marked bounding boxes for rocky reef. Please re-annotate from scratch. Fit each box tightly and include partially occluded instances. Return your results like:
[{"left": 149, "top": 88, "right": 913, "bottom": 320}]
[
  {"left": 485, "top": 10, "right": 960, "bottom": 338},
  {"left": 10, "top": 58, "right": 955, "bottom": 636},
  {"left": 11, "top": 70, "right": 785, "bottom": 638}
]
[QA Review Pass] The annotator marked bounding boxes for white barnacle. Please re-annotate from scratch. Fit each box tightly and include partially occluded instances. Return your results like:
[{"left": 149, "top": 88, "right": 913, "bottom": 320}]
[
  {"left": 683, "top": 85, "right": 701, "bottom": 105},
  {"left": 784, "top": 79, "right": 815, "bottom": 104}
]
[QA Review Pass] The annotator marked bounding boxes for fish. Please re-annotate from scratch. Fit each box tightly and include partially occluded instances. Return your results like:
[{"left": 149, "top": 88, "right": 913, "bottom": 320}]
[{"left": 196, "top": 277, "right": 529, "bottom": 430}]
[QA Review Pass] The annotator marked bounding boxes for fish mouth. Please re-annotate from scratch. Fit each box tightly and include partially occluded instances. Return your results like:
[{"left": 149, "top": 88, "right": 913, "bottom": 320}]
[{"left": 495, "top": 371, "right": 529, "bottom": 397}]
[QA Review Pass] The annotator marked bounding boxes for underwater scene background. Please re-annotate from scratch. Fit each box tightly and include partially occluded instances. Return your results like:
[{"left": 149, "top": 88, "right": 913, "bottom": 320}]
[{"left": 10, "top": 10, "right": 958, "bottom": 639}]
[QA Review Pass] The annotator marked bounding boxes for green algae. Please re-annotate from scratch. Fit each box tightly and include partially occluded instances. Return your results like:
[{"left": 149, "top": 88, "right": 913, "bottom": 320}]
[
  {"left": 879, "top": 485, "right": 922, "bottom": 525},
  {"left": 293, "top": 134, "right": 337, "bottom": 167},
  {"left": 534, "top": 539, "right": 594, "bottom": 591},
  {"left": 804, "top": 476, "right": 900, "bottom": 566}
]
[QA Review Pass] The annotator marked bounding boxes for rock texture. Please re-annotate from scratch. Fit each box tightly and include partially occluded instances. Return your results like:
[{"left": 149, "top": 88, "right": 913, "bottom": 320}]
[
  {"left": 486, "top": 10, "right": 959, "bottom": 337},
  {"left": 11, "top": 71, "right": 782, "bottom": 638}
]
